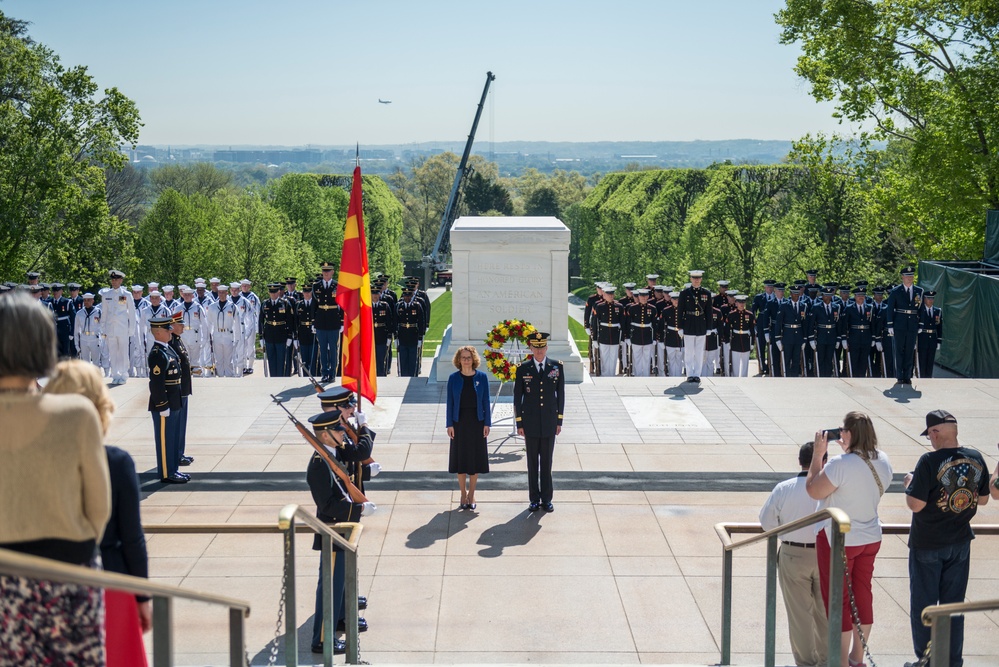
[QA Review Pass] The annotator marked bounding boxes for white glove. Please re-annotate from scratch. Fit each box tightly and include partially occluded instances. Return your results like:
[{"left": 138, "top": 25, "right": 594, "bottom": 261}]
[
  {"left": 339, "top": 327, "right": 344, "bottom": 334},
  {"left": 286, "top": 339, "right": 292, "bottom": 347},
  {"left": 293, "top": 339, "right": 300, "bottom": 349},
  {"left": 765, "top": 333, "right": 771, "bottom": 344},
  {"left": 888, "top": 327, "right": 894, "bottom": 337},
  {"left": 160, "top": 408, "right": 170, "bottom": 418},
  {"left": 625, "top": 339, "right": 632, "bottom": 348},
  {"left": 361, "top": 501, "right": 377, "bottom": 516},
  {"left": 810, "top": 340, "right": 817, "bottom": 350},
  {"left": 937, "top": 343, "right": 941, "bottom": 351},
  {"left": 354, "top": 410, "right": 367, "bottom": 426},
  {"left": 876, "top": 341, "right": 883, "bottom": 352},
  {"left": 871, "top": 340, "right": 876, "bottom": 348},
  {"left": 835, "top": 341, "right": 840, "bottom": 350},
  {"left": 776, "top": 340, "right": 783, "bottom": 351},
  {"left": 708, "top": 329, "right": 717, "bottom": 336},
  {"left": 368, "top": 461, "right": 382, "bottom": 477},
  {"left": 842, "top": 340, "right": 849, "bottom": 351},
  {"left": 678, "top": 329, "right": 684, "bottom": 338}
]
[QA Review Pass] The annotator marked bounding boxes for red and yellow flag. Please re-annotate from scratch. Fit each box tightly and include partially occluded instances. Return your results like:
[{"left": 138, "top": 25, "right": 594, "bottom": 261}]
[{"left": 337, "top": 165, "right": 376, "bottom": 403}]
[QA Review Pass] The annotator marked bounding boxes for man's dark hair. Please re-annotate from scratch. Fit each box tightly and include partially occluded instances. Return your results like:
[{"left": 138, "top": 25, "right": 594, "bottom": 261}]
[
  {"left": 798, "top": 442, "right": 815, "bottom": 468},
  {"left": 0, "top": 292, "right": 56, "bottom": 378}
]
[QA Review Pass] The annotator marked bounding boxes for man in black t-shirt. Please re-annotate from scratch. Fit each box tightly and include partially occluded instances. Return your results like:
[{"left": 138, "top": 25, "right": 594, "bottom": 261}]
[{"left": 903, "top": 410, "right": 990, "bottom": 667}]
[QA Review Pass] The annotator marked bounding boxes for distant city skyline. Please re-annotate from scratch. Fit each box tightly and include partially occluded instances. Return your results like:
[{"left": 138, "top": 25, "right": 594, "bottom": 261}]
[{"left": 7, "top": 0, "right": 862, "bottom": 145}]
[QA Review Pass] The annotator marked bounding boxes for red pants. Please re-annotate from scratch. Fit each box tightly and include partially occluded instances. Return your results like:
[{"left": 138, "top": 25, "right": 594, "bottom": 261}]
[{"left": 816, "top": 529, "right": 881, "bottom": 632}]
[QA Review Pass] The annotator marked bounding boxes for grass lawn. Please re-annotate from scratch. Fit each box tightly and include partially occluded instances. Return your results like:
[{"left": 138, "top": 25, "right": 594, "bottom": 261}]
[
  {"left": 568, "top": 316, "right": 589, "bottom": 358},
  {"left": 422, "top": 290, "right": 452, "bottom": 356}
]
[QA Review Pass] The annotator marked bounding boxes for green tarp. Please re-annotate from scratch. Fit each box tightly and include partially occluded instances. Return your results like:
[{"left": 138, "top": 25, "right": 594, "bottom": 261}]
[
  {"left": 919, "top": 259, "right": 999, "bottom": 378},
  {"left": 986, "top": 210, "right": 999, "bottom": 264}
]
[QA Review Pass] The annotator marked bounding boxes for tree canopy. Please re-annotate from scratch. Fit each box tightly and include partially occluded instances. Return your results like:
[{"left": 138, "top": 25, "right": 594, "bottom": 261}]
[
  {"left": 0, "top": 10, "right": 141, "bottom": 284},
  {"left": 776, "top": 0, "right": 999, "bottom": 259}
]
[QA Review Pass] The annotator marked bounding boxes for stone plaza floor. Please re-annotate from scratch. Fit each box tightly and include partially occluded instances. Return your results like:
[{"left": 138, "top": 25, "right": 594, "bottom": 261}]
[{"left": 106, "top": 363, "right": 999, "bottom": 665}]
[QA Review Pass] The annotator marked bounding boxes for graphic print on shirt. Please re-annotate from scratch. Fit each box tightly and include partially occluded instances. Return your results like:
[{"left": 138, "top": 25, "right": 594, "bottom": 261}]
[{"left": 935, "top": 457, "right": 986, "bottom": 513}]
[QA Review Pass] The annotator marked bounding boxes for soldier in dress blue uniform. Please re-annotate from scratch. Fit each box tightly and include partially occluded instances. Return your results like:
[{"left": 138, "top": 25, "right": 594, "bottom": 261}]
[
  {"left": 839, "top": 287, "right": 875, "bottom": 377},
  {"left": 915, "top": 291, "right": 942, "bottom": 378},
  {"left": 306, "top": 409, "right": 374, "bottom": 656},
  {"left": 371, "top": 285, "right": 396, "bottom": 377},
  {"left": 313, "top": 263, "right": 343, "bottom": 383},
  {"left": 147, "top": 317, "right": 186, "bottom": 484},
  {"left": 513, "top": 332, "right": 564, "bottom": 513},
  {"left": 49, "top": 283, "right": 77, "bottom": 358},
  {"left": 296, "top": 284, "right": 318, "bottom": 377},
  {"left": 395, "top": 288, "right": 426, "bottom": 377},
  {"left": 259, "top": 283, "right": 295, "bottom": 377},
  {"left": 776, "top": 285, "right": 809, "bottom": 377},
  {"left": 885, "top": 265, "right": 923, "bottom": 384},
  {"left": 406, "top": 276, "right": 432, "bottom": 325},
  {"left": 284, "top": 277, "right": 301, "bottom": 303},
  {"left": 808, "top": 287, "right": 840, "bottom": 377},
  {"left": 752, "top": 279, "right": 776, "bottom": 375},
  {"left": 169, "top": 312, "right": 195, "bottom": 469}
]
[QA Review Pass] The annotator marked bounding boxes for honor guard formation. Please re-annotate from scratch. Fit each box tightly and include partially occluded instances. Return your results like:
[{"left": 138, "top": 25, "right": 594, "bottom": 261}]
[
  {"left": 0, "top": 265, "right": 435, "bottom": 382},
  {"left": 583, "top": 266, "right": 943, "bottom": 382}
]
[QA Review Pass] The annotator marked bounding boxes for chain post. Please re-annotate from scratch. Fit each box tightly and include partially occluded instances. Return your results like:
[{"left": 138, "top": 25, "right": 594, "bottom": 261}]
[{"left": 720, "top": 547, "right": 733, "bottom": 665}]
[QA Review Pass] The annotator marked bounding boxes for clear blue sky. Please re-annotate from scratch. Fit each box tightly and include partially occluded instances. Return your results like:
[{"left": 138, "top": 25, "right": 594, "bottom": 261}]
[{"left": 6, "top": 0, "right": 854, "bottom": 146}]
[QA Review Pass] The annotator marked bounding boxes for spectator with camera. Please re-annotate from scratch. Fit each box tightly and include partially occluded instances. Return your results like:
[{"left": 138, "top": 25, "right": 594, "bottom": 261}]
[{"left": 806, "top": 412, "right": 892, "bottom": 667}]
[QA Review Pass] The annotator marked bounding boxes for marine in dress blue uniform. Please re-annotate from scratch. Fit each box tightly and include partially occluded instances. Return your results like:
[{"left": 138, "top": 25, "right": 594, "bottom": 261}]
[
  {"left": 885, "top": 265, "right": 923, "bottom": 384},
  {"left": 915, "top": 291, "right": 942, "bottom": 378},
  {"left": 513, "top": 332, "right": 564, "bottom": 512}
]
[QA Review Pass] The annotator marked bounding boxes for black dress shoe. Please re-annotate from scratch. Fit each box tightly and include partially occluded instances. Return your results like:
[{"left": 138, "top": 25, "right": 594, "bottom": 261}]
[
  {"left": 336, "top": 617, "right": 368, "bottom": 633},
  {"left": 161, "top": 473, "right": 188, "bottom": 484},
  {"left": 544, "top": 503, "right": 555, "bottom": 512},
  {"left": 176, "top": 471, "right": 191, "bottom": 480},
  {"left": 311, "top": 639, "right": 346, "bottom": 655},
  {"left": 179, "top": 455, "right": 194, "bottom": 466},
  {"left": 685, "top": 376, "right": 693, "bottom": 382},
  {"left": 528, "top": 502, "right": 541, "bottom": 512},
  {"left": 358, "top": 595, "right": 367, "bottom": 610},
  {"left": 692, "top": 376, "right": 701, "bottom": 383}
]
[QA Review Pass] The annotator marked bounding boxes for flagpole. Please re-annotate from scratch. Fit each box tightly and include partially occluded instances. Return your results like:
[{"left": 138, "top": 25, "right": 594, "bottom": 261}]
[{"left": 355, "top": 144, "right": 363, "bottom": 414}]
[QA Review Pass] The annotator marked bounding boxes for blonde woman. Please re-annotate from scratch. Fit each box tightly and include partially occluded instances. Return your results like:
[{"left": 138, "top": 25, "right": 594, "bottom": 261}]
[
  {"left": 807, "top": 411, "right": 893, "bottom": 667},
  {"left": 47, "top": 360, "right": 151, "bottom": 666},
  {"left": 445, "top": 346, "right": 491, "bottom": 509}
]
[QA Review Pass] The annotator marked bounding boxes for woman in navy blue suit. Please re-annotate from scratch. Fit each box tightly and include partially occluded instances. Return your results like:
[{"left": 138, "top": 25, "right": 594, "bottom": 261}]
[{"left": 445, "top": 346, "right": 491, "bottom": 509}]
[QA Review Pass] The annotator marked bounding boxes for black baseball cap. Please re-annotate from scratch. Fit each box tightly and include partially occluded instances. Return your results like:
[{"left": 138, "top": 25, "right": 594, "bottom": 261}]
[{"left": 920, "top": 410, "right": 957, "bottom": 436}]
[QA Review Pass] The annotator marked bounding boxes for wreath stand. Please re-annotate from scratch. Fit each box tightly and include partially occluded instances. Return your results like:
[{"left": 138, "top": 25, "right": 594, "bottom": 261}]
[{"left": 490, "top": 337, "right": 529, "bottom": 440}]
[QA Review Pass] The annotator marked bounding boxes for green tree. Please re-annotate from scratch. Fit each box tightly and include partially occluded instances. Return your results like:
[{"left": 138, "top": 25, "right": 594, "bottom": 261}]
[
  {"left": 268, "top": 173, "right": 348, "bottom": 267},
  {"left": 0, "top": 10, "right": 141, "bottom": 282},
  {"left": 776, "top": 0, "right": 999, "bottom": 259},
  {"left": 464, "top": 171, "right": 513, "bottom": 215},
  {"left": 148, "top": 162, "right": 236, "bottom": 198},
  {"left": 523, "top": 186, "right": 561, "bottom": 217},
  {"left": 135, "top": 189, "right": 209, "bottom": 285}
]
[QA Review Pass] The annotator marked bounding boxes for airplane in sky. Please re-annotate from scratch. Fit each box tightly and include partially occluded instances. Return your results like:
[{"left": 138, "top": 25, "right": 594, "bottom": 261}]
[{"left": 378, "top": 99, "right": 392, "bottom": 104}]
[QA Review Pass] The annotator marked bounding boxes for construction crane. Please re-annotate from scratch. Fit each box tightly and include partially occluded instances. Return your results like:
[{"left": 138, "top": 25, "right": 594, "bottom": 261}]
[{"left": 422, "top": 71, "right": 495, "bottom": 286}]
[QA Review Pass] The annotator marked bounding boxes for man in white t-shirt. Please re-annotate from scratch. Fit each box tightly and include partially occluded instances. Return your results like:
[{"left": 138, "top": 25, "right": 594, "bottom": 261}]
[{"left": 760, "top": 442, "right": 828, "bottom": 667}]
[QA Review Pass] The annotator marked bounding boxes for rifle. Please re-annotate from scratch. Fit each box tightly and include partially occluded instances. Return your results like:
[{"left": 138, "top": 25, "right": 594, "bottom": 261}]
[
  {"left": 271, "top": 395, "right": 368, "bottom": 504},
  {"left": 800, "top": 343, "right": 806, "bottom": 377},
  {"left": 416, "top": 337, "right": 424, "bottom": 376},
  {"left": 262, "top": 341, "right": 269, "bottom": 377},
  {"left": 845, "top": 347, "right": 854, "bottom": 377},
  {"left": 300, "top": 349, "right": 324, "bottom": 392},
  {"left": 383, "top": 335, "right": 393, "bottom": 375},
  {"left": 914, "top": 346, "right": 921, "bottom": 379},
  {"left": 625, "top": 342, "right": 633, "bottom": 376},
  {"left": 812, "top": 343, "right": 820, "bottom": 378}
]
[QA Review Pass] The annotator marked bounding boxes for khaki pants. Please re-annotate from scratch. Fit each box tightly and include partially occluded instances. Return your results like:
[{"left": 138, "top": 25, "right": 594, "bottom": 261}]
[{"left": 779, "top": 544, "right": 828, "bottom": 666}]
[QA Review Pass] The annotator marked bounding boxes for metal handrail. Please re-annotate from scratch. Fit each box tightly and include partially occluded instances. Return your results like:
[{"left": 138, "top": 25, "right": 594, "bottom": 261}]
[
  {"left": 144, "top": 509, "right": 365, "bottom": 667},
  {"left": 714, "top": 508, "right": 851, "bottom": 667},
  {"left": 922, "top": 598, "right": 999, "bottom": 667},
  {"left": 715, "top": 521, "right": 999, "bottom": 667},
  {"left": 278, "top": 504, "right": 363, "bottom": 667},
  {"left": 0, "top": 547, "right": 250, "bottom": 667}
]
